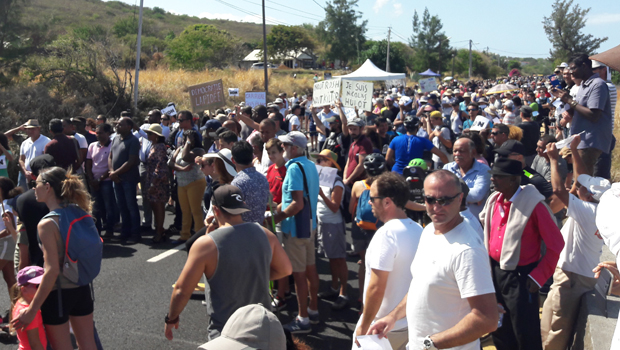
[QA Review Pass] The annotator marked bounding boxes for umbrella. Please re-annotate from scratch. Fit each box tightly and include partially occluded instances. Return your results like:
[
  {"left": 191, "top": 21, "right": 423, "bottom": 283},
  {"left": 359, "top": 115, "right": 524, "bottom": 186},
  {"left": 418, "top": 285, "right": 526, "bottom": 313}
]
[
  {"left": 485, "top": 83, "right": 518, "bottom": 95},
  {"left": 443, "top": 76, "right": 453, "bottom": 81},
  {"left": 420, "top": 69, "right": 441, "bottom": 77},
  {"left": 590, "top": 44, "right": 620, "bottom": 72}
]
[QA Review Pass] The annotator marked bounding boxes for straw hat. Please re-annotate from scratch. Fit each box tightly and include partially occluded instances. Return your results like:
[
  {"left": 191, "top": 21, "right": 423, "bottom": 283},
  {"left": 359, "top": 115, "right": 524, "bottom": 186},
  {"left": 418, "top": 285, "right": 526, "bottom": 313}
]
[
  {"left": 145, "top": 124, "right": 164, "bottom": 137},
  {"left": 311, "top": 149, "right": 341, "bottom": 171},
  {"left": 23, "top": 119, "right": 41, "bottom": 129}
]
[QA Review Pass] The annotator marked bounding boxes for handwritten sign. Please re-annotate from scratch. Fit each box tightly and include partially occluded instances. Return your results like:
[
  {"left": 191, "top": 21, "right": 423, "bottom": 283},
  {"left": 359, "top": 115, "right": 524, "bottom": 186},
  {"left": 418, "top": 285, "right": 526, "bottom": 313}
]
[
  {"left": 312, "top": 79, "right": 341, "bottom": 108},
  {"left": 245, "top": 91, "right": 267, "bottom": 108},
  {"left": 341, "top": 80, "right": 372, "bottom": 111},
  {"left": 228, "top": 88, "right": 239, "bottom": 97},
  {"left": 161, "top": 105, "right": 177, "bottom": 117},
  {"left": 470, "top": 115, "right": 490, "bottom": 131},
  {"left": 316, "top": 164, "right": 338, "bottom": 188},
  {"left": 188, "top": 79, "right": 225, "bottom": 112},
  {"left": 419, "top": 77, "right": 438, "bottom": 93}
]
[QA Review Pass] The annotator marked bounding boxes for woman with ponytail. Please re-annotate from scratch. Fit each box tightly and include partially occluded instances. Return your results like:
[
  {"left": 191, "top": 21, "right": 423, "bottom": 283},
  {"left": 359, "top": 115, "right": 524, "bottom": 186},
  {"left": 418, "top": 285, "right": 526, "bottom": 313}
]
[
  {"left": 11, "top": 167, "right": 97, "bottom": 350},
  {"left": 0, "top": 177, "right": 22, "bottom": 303}
]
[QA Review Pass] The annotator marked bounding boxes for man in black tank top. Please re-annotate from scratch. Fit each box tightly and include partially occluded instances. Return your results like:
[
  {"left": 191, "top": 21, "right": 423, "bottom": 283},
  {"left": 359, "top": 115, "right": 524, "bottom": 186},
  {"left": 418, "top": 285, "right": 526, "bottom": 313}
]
[{"left": 164, "top": 185, "right": 292, "bottom": 342}]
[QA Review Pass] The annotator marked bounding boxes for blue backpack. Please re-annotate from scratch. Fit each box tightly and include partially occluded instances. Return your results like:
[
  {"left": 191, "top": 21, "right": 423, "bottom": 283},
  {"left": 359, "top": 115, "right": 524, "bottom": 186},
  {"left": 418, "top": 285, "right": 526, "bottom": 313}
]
[
  {"left": 44, "top": 205, "right": 103, "bottom": 286},
  {"left": 355, "top": 180, "right": 383, "bottom": 231}
]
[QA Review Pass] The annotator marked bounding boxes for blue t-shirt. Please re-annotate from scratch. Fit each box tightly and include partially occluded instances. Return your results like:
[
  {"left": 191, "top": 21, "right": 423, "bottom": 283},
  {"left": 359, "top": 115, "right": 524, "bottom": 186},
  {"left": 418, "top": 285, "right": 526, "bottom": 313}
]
[
  {"left": 281, "top": 156, "right": 320, "bottom": 237},
  {"left": 389, "top": 134, "right": 435, "bottom": 174}
]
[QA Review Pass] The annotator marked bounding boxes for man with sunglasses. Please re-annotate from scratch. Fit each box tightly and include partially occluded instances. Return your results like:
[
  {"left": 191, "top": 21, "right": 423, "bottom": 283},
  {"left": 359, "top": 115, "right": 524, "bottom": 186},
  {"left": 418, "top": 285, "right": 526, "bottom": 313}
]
[
  {"left": 368, "top": 170, "right": 498, "bottom": 350},
  {"left": 463, "top": 102, "right": 479, "bottom": 131},
  {"left": 490, "top": 124, "right": 510, "bottom": 148},
  {"left": 480, "top": 158, "right": 564, "bottom": 350}
]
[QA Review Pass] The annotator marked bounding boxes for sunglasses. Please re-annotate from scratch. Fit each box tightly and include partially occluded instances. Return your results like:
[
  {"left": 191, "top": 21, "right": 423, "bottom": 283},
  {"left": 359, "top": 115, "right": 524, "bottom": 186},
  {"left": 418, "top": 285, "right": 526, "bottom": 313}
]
[
  {"left": 369, "top": 196, "right": 386, "bottom": 202},
  {"left": 467, "top": 109, "right": 478, "bottom": 112},
  {"left": 424, "top": 193, "right": 461, "bottom": 206}
]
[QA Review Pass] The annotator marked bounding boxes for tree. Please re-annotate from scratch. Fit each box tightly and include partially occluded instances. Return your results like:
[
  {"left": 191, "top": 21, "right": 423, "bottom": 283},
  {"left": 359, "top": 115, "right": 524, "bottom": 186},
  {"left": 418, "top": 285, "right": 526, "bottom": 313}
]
[
  {"left": 0, "top": 0, "right": 32, "bottom": 85},
  {"left": 112, "top": 16, "right": 154, "bottom": 38},
  {"left": 542, "top": 0, "right": 607, "bottom": 61},
  {"left": 316, "top": 0, "right": 367, "bottom": 66},
  {"left": 263, "top": 25, "right": 315, "bottom": 63},
  {"left": 166, "top": 24, "right": 239, "bottom": 70},
  {"left": 409, "top": 8, "right": 451, "bottom": 73},
  {"left": 361, "top": 40, "right": 411, "bottom": 73},
  {"left": 508, "top": 60, "right": 521, "bottom": 70}
]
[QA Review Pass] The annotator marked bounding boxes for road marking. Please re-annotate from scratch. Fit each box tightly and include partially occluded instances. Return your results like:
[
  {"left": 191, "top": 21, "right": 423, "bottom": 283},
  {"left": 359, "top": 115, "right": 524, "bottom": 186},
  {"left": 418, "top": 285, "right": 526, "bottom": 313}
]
[{"left": 147, "top": 244, "right": 186, "bottom": 262}]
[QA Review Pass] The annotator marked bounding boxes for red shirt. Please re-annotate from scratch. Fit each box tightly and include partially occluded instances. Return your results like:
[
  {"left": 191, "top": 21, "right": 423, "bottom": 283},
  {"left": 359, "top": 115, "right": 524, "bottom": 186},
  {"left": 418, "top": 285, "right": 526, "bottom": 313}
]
[
  {"left": 346, "top": 135, "right": 373, "bottom": 182},
  {"left": 266, "top": 163, "right": 286, "bottom": 204},
  {"left": 488, "top": 193, "right": 564, "bottom": 286}
]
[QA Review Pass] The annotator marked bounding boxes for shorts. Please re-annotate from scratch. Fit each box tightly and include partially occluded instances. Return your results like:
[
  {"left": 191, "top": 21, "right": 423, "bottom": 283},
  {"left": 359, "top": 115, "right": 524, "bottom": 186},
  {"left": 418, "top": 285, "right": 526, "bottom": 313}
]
[
  {"left": 309, "top": 131, "right": 318, "bottom": 137},
  {"left": 0, "top": 236, "right": 15, "bottom": 261},
  {"left": 41, "top": 285, "right": 94, "bottom": 325},
  {"left": 317, "top": 221, "right": 346, "bottom": 259},
  {"left": 350, "top": 224, "right": 375, "bottom": 253},
  {"left": 283, "top": 230, "right": 316, "bottom": 273}
]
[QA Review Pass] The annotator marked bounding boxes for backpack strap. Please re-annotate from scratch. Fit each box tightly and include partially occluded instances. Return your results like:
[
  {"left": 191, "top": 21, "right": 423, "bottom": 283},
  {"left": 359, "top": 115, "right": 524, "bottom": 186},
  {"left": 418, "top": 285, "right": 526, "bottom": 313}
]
[
  {"left": 293, "top": 162, "right": 312, "bottom": 221},
  {"left": 363, "top": 179, "right": 370, "bottom": 190}
]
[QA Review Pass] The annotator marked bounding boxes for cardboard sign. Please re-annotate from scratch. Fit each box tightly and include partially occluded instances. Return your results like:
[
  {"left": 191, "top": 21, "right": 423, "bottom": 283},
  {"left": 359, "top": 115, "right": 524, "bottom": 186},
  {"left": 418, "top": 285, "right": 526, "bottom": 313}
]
[
  {"left": 228, "top": 88, "right": 239, "bottom": 97},
  {"left": 341, "top": 80, "right": 373, "bottom": 111},
  {"left": 312, "top": 79, "right": 341, "bottom": 108},
  {"left": 161, "top": 105, "right": 177, "bottom": 117},
  {"left": 419, "top": 77, "right": 438, "bottom": 93},
  {"left": 245, "top": 91, "right": 267, "bottom": 108},
  {"left": 316, "top": 164, "right": 338, "bottom": 188},
  {"left": 188, "top": 79, "right": 225, "bottom": 112},
  {"left": 470, "top": 115, "right": 490, "bottom": 131}
]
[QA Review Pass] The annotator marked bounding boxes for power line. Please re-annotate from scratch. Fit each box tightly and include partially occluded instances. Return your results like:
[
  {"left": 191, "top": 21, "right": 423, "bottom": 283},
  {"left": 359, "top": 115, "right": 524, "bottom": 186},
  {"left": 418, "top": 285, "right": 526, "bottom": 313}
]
[
  {"left": 310, "top": 0, "right": 325, "bottom": 10},
  {"left": 214, "top": 0, "right": 290, "bottom": 25},
  {"left": 235, "top": 0, "right": 324, "bottom": 22}
]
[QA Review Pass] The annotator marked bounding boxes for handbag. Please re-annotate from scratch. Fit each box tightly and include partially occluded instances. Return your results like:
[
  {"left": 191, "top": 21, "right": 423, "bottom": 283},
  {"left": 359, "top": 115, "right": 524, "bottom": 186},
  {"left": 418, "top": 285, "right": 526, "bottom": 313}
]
[{"left": 293, "top": 162, "right": 313, "bottom": 239}]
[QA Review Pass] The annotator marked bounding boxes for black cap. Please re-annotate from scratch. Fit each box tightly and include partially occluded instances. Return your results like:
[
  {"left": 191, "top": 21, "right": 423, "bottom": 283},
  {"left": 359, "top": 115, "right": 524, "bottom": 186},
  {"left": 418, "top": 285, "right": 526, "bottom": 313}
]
[
  {"left": 211, "top": 185, "right": 250, "bottom": 215},
  {"left": 494, "top": 139, "right": 526, "bottom": 157},
  {"left": 30, "top": 154, "right": 56, "bottom": 176},
  {"left": 488, "top": 158, "right": 523, "bottom": 176}
]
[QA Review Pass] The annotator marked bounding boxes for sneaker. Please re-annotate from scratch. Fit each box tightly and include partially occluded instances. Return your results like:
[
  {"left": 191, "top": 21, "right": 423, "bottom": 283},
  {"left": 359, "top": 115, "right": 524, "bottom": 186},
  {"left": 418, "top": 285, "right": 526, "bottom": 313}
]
[
  {"left": 318, "top": 287, "right": 339, "bottom": 299},
  {"left": 283, "top": 318, "right": 311, "bottom": 334},
  {"left": 332, "top": 295, "right": 349, "bottom": 310},
  {"left": 271, "top": 296, "right": 287, "bottom": 311},
  {"left": 308, "top": 311, "right": 319, "bottom": 325},
  {"left": 125, "top": 236, "right": 141, "bottom": 245}
]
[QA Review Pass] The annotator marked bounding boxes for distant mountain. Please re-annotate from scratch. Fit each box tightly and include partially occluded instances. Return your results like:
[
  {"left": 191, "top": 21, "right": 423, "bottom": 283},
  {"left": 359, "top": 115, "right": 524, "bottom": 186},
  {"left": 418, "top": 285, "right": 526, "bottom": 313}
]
[{"left": 24, "top": 0, "right": 270, "bottom": 44}]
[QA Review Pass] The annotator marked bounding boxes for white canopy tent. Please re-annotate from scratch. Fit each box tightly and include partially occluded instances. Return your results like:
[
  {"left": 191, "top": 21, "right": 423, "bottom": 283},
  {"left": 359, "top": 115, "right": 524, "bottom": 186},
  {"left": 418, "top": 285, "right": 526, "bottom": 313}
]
[{"left": 334, "top": 59, "right": 406, "bottom": 87}]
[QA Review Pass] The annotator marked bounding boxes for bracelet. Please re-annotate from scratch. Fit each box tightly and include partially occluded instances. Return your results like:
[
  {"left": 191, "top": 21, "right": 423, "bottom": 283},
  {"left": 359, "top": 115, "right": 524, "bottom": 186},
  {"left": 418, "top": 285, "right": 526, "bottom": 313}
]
[
  {"left": 165, "top": 314, "right": 179, "bottom": 324},
  {"left": 570, "top": 100, "right": 578, "bottom": 108}
]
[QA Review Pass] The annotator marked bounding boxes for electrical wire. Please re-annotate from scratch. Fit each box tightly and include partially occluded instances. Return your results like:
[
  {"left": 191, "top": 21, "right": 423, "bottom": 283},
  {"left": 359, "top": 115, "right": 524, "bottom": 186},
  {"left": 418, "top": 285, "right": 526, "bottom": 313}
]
[
  {"left": 311, "top": 0, "right": 325, "bottom": 10},
  {"left": 234, "top": 0, "right": 324, "bottom": 22},
  {"left": 214, "top": 0, "right": 290, "bottom": 25}
]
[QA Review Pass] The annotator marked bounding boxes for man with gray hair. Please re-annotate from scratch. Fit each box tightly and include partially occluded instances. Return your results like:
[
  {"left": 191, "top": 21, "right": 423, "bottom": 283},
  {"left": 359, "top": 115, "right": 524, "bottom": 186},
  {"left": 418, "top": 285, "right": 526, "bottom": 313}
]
[{"left": 443, "top": 138, "right": 491, "bottom": 217}]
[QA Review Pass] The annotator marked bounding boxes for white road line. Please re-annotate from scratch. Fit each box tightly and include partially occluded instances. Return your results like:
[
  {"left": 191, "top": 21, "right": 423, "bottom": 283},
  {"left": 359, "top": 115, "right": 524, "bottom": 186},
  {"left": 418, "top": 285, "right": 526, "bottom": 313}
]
[{"left": 147, "top": 244, "right": 186, "bottom": 263}]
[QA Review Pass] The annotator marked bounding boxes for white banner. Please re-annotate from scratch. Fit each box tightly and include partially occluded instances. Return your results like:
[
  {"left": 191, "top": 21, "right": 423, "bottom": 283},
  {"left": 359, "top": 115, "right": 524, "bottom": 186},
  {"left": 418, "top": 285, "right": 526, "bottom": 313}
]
[
  {"left": 316, "top": 164, "right": 338, "bottom": 188},
  {"left": 228, "top": 88, "right": 239, "bottom": 97},
  {"left": 419, "top": 77, "right": 438, "bottom": 93},
  {"left": 245, "top": 91, "right": 266, "bottom": 108},
  {"left": 341, "top": 80, "right": 373, "bottom": 112},
  {"left": 312, "top": 79, "right": 341, "bottom": 108}
]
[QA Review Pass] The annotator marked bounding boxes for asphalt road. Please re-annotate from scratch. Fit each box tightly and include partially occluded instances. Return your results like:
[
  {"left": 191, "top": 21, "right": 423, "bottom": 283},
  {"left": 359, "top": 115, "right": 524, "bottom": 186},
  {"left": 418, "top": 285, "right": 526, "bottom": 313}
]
[{"left": 0, "top": 197, "right": 362, "bottom": 349}]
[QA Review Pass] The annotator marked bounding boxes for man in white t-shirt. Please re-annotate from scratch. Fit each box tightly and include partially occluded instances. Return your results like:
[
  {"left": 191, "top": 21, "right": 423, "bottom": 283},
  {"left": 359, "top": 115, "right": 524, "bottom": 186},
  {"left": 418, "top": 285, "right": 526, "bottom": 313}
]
[
  {"left": 285, "top": 104, "right": 302, "bottom": 132},
  {"left": 317, "top": 105, "right": 336, "bottom": 150},
  {"left": 352, "top": 172, "right": 423, "bottom": 350},
  {"left": 441, "top": 90, "right": 456, "bottom": 119},
  {"left": 368, "top": 170, "right": 498, "bottom": 350},
  {"left": 16, "top": 119, "right": 51, "bottom": 190},
  {"left": 541, "top": 139, "right": 609, "bottom": 349}
]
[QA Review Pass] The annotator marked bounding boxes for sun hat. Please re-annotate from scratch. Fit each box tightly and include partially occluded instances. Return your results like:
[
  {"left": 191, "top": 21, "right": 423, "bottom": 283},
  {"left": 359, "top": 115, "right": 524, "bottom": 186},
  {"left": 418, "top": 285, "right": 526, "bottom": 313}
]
[
  {"left": 577, "top": 174, "right": 611, "bottom": 201},
  {"left": 211, "top": 185, "right": 251, "bottom": 215},
  {"left": 488, "top": 158, "right": 522, "bottom": 176},
  {"left": 23, "top": 119, "right": 41, "bottom": 129},
  {"left": 484, "top": 106, "right": 498, "bottom": 117},
  {"left": 144, "top": 124, "right": 164, "bottom": 137},
  {"left": 203, "top": 148, "right": 237, "bottom": 177},
  {"left": 311, "top": 149, "right": 341, "bottom": 171},
  {"left": 274, "top": 98, "right": 284, "bottom": 104},
  {"left": 17, "top": 266, "right": 44, "bottom": 287},
  {"left": 277, "top": 131, "right": 307, "bottom": 149}
]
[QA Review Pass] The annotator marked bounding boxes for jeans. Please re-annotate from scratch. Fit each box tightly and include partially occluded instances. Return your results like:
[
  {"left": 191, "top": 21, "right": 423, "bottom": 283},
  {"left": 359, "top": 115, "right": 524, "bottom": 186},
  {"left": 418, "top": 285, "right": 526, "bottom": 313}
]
[
  {"left": 594, "top": 135, "right": 615, "bottom": 180},
  {"left": 93, "top": 181, "right": 119, "bottom": 232},
  {"left": 113, "top": 180, "right": 141, "bottom": 240},
  {"left": 17, "top": 171, "right": 28, "bottom": 192},
  {"left": 177, "top": 178, "right": 206, "bottom": 240}
]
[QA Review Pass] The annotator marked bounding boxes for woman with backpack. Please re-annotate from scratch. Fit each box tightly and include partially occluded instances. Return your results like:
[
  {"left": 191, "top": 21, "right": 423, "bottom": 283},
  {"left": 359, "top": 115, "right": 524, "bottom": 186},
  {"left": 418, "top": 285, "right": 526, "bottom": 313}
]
[{"left": 12, "top": 167, "right": 99, "bottom": 350}]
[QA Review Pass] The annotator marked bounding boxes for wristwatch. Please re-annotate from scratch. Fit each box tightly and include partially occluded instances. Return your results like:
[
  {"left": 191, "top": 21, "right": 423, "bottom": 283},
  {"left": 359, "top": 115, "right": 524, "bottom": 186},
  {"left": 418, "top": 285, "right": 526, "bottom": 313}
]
[
  {"left": 423, "top": 335, "right": 438, "bottom": 350},
  {"left": 570, "top": 100, "right": 578, "bottom": 108},
  {"left": 165, "top": 313, "right": 179, "bottom": 324}
]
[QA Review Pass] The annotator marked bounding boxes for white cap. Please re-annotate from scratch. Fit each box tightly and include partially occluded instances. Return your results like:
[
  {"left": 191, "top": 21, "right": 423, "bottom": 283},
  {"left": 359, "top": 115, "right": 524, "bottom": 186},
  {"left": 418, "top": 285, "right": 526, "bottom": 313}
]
[
  {"left": 591, "top": 60, "right": 606, "bottom": 69},
  {"left": 399, "top": 96, "right": 413, "bottom": 106},
  {"left": 577, "top": 174, "right": 611, "bottom": 200}
]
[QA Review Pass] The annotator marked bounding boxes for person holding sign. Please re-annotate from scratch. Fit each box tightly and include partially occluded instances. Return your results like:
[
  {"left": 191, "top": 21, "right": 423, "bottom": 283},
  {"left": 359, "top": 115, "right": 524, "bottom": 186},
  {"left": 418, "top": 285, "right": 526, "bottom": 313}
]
[{"left": 426, "top": 111, "right": 453, "bottom": 169}]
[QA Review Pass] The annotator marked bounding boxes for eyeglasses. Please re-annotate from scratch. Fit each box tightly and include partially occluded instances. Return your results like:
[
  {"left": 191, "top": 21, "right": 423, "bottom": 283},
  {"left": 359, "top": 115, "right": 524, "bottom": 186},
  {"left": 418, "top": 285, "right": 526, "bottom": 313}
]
[
  {"left": 467, "top": 109, "right": 478, "bottom": 112},
  {"left": 369, "top": 196, "right": 386, "bottom": 202},
  {"left": 490, "top": 131, "right": 504, "bottom": 136},
  {"left": 424, "top": 193, "right": 461, "bottom": 206},
  {"left": 162, "top": 118, "right": 170, "bottom": 121}
]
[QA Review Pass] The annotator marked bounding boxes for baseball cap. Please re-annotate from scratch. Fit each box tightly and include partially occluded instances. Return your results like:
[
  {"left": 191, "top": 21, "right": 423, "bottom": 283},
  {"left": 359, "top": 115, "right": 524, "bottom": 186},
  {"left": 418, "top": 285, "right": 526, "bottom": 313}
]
[
  {"left": 278, "top": 131, "right": 307, "bottom": 149},
  {"left": 211, "top": 185, "right": 250, "bottom": 215},
  {"left": 274, "top": 98, "right": 284, "bottom": 104},
  {"left": 520, "top": 105, "right": 533, "bottom": 115},
  {"left": 399, "top": 96, "right": 413, "bottom": 106},
  {"left": 204, "top": 119, "right": 222, "bottom": 131},
  {"left": 385, "top": 96, "right": 393, "bottom": 101},
  {"left": 17, "top": 266, "right": 44, "bottom": 287},
  {"left": 324, "top": 115, "right": 341, "bottom": 123},
  {"left": 198, "top": 304, "right": 285, "bottom": 350},
  {"left": 591, "top": 60, "right": 607, "bottom": 69},
  {"left": 577, "top": 174, "right": 611, "bottom": 200},
  {"left": 504, "top": 100, "right": 514, "bottom": 109},
  {"left": 429, "top": 111, "right": 442, "bottom": 119},
  {"left": 203, "top": 149, "right": 238, "bottom": 177},
  {"left": 347, "top": 118, "right": 365, "bottom": 127},
  {"left": 559, "top": 62, "right": 569, "bottom": 68},
  {"left": 488, "top": 158, "right": 522, "bottom": 176},
  {"left": 495, "top": 139, "right": 526, "bottom": 156}
]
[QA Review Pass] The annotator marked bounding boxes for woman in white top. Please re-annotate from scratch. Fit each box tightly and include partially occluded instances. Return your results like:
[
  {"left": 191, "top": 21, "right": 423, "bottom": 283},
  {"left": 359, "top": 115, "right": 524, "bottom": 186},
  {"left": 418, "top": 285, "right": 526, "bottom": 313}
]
[{"left": 0, "top": 177, "right": 20, "bottom": 302}]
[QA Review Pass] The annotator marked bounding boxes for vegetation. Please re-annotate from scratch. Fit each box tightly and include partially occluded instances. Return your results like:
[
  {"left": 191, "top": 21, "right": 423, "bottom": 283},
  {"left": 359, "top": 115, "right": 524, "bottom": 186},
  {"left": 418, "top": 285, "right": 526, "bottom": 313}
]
[
  {"left": 167, "top": 25, "right": 240, "bottom": 70},
  {"left": 316, "top": 0, "right": 367, "bottom": 67},
  {"left": 263, "top": 25, "right": 315, "bottom": 62},
  {"left": 409, "top": 8, "right": 451, "bottom": 74}
]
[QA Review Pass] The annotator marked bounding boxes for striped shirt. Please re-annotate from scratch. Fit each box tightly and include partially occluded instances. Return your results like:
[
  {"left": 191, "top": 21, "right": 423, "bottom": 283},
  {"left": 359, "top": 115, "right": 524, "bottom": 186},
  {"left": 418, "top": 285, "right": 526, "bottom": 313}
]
[{"left": 606, "top": 82, "right": 617, "bottom": 131}]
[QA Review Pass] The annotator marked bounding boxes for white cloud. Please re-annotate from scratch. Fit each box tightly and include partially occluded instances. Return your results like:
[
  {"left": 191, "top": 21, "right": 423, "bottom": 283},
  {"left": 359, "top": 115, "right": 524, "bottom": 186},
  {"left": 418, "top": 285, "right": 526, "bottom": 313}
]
[
  {"left": 393, "top": 3, "right": 403, "bottom": 16},
  {"left": 588, "top": 13, "right": 620, "bottom": 25},
  {"left": 373, "top": 0, "right": 390, "bottom": 13}
]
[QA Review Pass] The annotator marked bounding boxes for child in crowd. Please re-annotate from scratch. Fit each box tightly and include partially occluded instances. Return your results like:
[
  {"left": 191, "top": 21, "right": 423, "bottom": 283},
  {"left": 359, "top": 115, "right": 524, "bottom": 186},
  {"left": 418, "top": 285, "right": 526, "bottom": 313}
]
[{"left": 11, "top": 266, "right": 47, "bottom": 350}]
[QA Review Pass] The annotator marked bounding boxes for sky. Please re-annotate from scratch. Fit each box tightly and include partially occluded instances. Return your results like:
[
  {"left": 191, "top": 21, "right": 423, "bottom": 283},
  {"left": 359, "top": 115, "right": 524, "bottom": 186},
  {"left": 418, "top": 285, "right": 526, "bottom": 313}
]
[{"left": 108, "top": 0, "right": 620, "bottom": 59}]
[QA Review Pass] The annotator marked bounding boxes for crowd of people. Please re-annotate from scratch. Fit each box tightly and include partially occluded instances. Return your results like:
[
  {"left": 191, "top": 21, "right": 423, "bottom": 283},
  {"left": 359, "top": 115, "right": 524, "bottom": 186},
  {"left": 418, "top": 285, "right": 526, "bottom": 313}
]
[{"left": 0, "top": 52, "right": 618, "bottom": 350}]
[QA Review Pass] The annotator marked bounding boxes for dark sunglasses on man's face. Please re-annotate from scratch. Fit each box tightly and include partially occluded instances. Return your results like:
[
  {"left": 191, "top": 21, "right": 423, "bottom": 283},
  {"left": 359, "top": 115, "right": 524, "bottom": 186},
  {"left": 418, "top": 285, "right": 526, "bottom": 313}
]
[
  {"left": 467, "top": 108, "right": 478, "bottom": 112},
  {"left": 424, "top": 193, "right": 461, "bottom": 206}
]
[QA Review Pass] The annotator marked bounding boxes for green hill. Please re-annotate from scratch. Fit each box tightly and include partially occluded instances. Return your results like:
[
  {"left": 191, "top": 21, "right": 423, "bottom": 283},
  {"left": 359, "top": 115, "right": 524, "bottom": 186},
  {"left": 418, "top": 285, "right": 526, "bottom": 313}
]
[{"left": 24, "top": 0, "right": 271, "bottom": 44}]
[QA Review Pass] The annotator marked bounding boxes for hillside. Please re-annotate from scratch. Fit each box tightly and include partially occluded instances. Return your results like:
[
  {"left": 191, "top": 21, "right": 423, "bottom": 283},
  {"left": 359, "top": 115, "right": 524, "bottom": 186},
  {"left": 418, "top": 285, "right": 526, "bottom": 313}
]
[{"left": 23, "top": 0, "right": 271, "bottom": 44}]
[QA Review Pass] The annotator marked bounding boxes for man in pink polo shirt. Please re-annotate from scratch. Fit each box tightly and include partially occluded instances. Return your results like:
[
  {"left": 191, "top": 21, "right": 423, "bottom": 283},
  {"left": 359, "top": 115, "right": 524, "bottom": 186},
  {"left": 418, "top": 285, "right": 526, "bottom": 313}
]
[{"left": 480, "top": 158, "right": 564, "bottom": 350}]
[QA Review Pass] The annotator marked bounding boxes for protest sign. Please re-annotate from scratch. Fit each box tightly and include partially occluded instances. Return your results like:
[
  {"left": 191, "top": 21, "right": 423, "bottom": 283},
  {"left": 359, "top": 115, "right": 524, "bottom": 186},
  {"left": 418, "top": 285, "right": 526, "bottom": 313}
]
[
  {"left": 316, "top": 164, "right": 338, "bottom": 188},
  {"left": 419, "top": 77, "right": 438, "bottom": 93},
  {"left": 228, "top": 88, "right": 239, "bottom": 97},
  {"left": 161, "top": 105, "right": 177, "bottom": 117},
  {"left": 313, "top": 79, "right": 341, "bottom": 107},
  {"left": 470, "top": 115, "right": 490, "bottom": 131},
  {"left": 188, "top": 79, "right": 225, "bottom": 112},
  {"left": 341, "top": 80, "right": 373, "bottom": 111},
  {"left": 245, "top": 92, "right": 267, "bottom": 108}
]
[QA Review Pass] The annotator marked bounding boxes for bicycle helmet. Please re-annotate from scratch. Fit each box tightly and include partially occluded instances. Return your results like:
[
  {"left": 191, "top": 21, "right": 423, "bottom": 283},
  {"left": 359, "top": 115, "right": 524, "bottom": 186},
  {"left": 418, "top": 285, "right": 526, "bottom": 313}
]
[
  {"left": 407, "top": 158, "right": 428, "bottom": 171},
  {"left": 363, "top": 153, "right": 386, "bottom": 176},
  {"left": 403, "top": 115, "right": 420, "bottom": 131}
]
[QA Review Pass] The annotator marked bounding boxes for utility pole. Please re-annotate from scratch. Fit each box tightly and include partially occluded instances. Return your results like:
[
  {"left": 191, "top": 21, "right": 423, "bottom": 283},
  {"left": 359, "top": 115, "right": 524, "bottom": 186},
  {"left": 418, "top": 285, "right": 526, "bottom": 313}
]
[
  {"left": 468, "top": 39, "right": 472, "bottom": 80},
  {"left": 262, "top": 0, "right": 269, "bottom": 97},
  {"left": 386, "top": 27, "right": 391, "bottom": 72},
  {"left": 133, "top": 0, "right": 144, "bottom": 110},
  {"left": 451, "top": 53, "right": 455, "bottom": 79}
]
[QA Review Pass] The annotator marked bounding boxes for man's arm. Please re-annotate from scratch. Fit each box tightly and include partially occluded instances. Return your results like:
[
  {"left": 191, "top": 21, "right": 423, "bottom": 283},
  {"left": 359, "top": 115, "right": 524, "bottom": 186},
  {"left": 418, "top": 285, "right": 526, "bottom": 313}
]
[
  {"left": 311, "top": 109, "right": 327, "bottom": 135},
  {"left": 553, "top": 88, "right": 604, "bottom": 123},
  {"left": 5, "top": 125, "right": 25, "bottom": 140},
  {"left": 236, "top": 112, "right": 260, "bottom": 131},
  {"left": 345, "top": 154, "right": 367, "bottom": 186},
  {"left": 546, "top": 143, "right": 569, "bottom": 206},
  {"left": 357, "top": 269, "right": 390, "bottom": 335},
  {"left": 349, "top": 182, "right": 360, "bottom": 218},
  {"left": 405, "top": 200, "right": 427, "bottom": 211},
  {"left": 569, "top": 134, "right": 586, "bottom": 194},
  {"left": 366, "top": 293, "right": 408, "bottom": 338},
  {"left": 18, "top": 154, "right": 28, "bottom": 176},
  {"left": 263, "top": 227, "right": 292, "bottom": 280},
  {"left": 466, "top": 172, "right": 492, "bottom": 204},
  {"left": 111, "top": 154, "right": 138, "bottom": 176},
  {"left": 430, "top": 147, "right": 449, "bottom": 164},
  {"left": 273, "top": 190, "right": 304, "bottom": 224},
  {"left": 385, "top": 148, "right": 395, "bottom": 168},
  {"left": 429, "top": 293, "right": 499, "bottom": 349},
  {"left": 528, "top": 203, "right": 565, "bottom": 289}
]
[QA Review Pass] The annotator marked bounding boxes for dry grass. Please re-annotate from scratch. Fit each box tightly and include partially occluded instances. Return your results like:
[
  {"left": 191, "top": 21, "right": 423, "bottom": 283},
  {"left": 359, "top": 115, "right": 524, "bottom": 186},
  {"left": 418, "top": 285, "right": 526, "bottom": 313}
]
[
  {"left": 138, "top": 68, "right": 317, "bottom": 111},
  {"left": 612, "top": 88, "right": 620, "bottom": 182}
]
